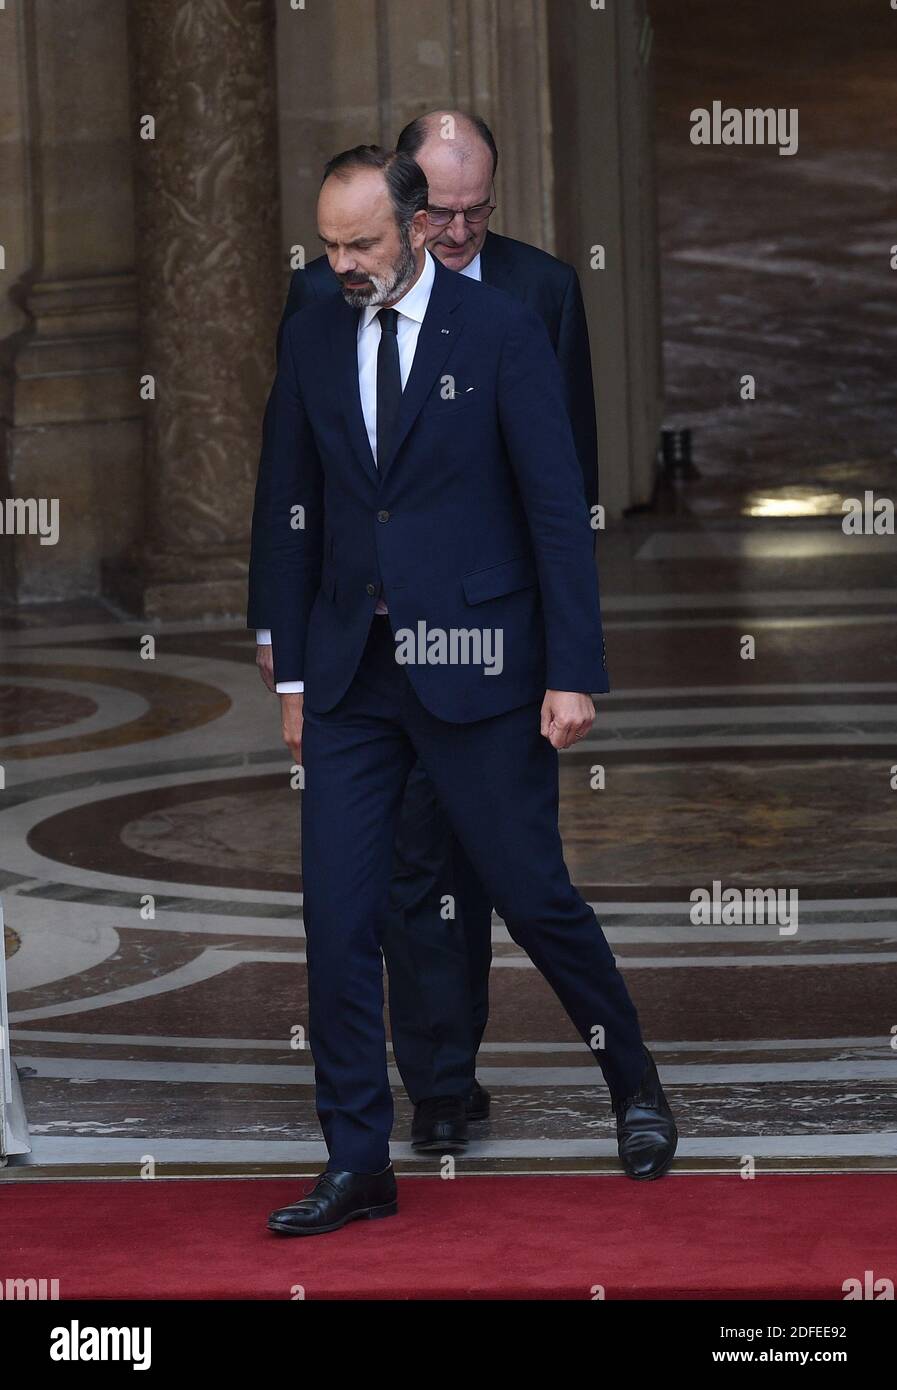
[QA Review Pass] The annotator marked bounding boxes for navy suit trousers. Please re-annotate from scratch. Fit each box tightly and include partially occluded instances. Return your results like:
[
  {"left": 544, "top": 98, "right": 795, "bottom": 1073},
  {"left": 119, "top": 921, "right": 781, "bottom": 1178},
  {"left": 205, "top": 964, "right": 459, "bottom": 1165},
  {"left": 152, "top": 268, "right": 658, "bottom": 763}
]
[
  {"left": 381, "top": 763, "right": 493, "bottom": 1104},
  {"left": 301, "top": 616, "right": 646, "bottom": 1173}
]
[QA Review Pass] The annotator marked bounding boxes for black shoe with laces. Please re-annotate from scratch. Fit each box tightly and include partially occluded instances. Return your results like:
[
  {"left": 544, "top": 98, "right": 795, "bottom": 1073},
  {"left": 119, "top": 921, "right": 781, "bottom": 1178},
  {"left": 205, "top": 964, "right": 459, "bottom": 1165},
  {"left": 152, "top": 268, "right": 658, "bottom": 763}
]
[
  {"left": 267, "top": 1166, "right": 398, "bottom": 1236},
  {"left": 612, "top": 1047, "right": 678, "bottom": 1181}
]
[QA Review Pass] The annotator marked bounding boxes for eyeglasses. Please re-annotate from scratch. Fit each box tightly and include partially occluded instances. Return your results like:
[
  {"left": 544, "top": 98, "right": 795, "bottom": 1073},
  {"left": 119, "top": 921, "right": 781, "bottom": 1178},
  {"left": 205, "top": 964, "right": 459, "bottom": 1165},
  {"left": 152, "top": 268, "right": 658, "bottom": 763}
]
[{"left": 427, "top": 202, "right": 496, "bottom": 228}]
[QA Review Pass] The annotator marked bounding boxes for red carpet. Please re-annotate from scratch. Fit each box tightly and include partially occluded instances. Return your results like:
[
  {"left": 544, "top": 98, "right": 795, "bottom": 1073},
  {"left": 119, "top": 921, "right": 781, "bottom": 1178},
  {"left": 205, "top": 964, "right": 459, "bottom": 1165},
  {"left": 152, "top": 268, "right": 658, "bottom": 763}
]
[{"left": 3, "top": 1174, "right": 893, "bottom": 1300}]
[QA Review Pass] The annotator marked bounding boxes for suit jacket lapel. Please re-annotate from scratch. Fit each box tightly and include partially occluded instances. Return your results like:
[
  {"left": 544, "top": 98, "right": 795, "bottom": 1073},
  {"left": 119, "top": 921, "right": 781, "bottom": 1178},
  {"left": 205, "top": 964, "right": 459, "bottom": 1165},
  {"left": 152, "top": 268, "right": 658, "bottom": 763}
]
[
  {"left": 379, "top": 259, "right": 465, "bottom": 483},
  {"left": 330, "top": 296, "right": 379, "bottom": 486}
]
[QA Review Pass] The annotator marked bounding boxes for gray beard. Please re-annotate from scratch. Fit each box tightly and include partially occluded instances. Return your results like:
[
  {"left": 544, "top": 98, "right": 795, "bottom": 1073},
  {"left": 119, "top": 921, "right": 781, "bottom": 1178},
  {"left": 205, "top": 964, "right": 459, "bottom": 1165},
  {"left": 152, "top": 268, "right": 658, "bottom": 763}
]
[{"left": 341, "top": 230, "right": 417, "bottom": 310}]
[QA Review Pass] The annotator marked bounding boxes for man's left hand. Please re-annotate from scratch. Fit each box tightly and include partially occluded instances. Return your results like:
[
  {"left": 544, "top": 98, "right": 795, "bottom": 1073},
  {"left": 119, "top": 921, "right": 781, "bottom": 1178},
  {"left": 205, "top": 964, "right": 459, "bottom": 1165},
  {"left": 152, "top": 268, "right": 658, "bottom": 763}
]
[
  {"left": 540, "top": 690, "right": 595, "bottom": 750},
  {"left": 256, "top": 643, "right": 276, "bottom": 693}
]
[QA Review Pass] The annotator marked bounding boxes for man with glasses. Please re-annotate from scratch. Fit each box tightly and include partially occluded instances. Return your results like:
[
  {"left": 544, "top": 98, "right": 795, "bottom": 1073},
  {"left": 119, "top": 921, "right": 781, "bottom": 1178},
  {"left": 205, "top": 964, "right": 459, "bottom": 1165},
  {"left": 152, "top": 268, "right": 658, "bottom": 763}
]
[{"left": 248, "top": 110, "right": 605, "bottom": 1158}]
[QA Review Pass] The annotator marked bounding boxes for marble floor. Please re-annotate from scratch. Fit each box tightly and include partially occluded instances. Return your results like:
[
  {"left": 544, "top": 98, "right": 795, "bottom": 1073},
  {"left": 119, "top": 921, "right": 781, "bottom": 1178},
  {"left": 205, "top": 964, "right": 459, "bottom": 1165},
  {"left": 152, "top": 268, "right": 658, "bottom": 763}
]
[
  {"left": 2, "top": 0, "right": 896, "bottom": 1179},
  {"left": 1, "top": 511, "right": 896, "bottom": 1178},
  {"left": 653, "top": 0, "right": 897, "bottom": 518}
]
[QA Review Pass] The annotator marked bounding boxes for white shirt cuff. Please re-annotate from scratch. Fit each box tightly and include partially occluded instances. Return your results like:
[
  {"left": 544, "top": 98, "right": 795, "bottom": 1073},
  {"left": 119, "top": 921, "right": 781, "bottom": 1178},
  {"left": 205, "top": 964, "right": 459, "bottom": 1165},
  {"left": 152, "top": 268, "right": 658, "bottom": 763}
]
[
  {"left": 276, "top": 681, "right": 304, "bottom": 694},
  {"left": 256, "top": 629, "right": 272, "bottom": 645}
]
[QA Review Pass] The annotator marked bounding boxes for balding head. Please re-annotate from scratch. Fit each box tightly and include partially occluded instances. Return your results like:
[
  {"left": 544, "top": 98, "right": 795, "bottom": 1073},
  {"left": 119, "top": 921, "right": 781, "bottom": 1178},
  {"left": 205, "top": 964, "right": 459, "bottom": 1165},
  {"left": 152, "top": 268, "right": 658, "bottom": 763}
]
[
  {"left": 397, "top": 110, "right": 498, "bottom": 271},
  {"left": 398, "top": 110, "right": 498, "bottom": 176}
]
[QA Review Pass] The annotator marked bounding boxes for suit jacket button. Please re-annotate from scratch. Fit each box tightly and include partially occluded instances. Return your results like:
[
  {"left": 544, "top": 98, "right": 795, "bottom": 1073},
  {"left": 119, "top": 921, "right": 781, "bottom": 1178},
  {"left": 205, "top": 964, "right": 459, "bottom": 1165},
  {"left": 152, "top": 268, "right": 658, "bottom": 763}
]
[
  {"left": 366, "top": 583, "right": 377, "bottom": 596},
  {"left": 377, "top": 510, "right": 390, "bottom": 523}
]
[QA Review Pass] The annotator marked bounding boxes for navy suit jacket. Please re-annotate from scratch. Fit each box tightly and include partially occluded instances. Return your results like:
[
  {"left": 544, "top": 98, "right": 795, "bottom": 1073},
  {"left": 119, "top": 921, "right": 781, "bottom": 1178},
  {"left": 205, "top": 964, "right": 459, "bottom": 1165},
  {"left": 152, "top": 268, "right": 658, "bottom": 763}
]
[
  {"left": 247, "top": 231, "right": 598, "bottom": 628},
  {"left": 261, "top": 256, "right": 608, "bottom": 723}
]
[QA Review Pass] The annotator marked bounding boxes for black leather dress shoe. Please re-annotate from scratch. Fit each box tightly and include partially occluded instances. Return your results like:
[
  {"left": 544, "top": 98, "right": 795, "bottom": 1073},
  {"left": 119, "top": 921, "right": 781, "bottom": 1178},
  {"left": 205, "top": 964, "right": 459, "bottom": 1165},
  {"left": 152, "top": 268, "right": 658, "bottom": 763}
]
[
  {"left": 612, "top": 1047, "right": 678, "bottom": 1181},
  {"left": 466, "top": 1079, "right": 491, "bottom": 1121},
  {"left": 267, "top": 1166, "right": 397, "bottom": 1236},
  {"left": 410, "top": 1095, "right": 468, "bottom": 1152}
]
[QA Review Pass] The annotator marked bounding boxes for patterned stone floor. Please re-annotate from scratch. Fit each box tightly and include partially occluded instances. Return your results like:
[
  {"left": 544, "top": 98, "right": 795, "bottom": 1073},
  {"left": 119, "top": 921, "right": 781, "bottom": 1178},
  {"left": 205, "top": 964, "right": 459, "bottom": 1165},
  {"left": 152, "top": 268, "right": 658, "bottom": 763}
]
[{"left": 1, "top": 510, "right": 895, "bottom": 1177}]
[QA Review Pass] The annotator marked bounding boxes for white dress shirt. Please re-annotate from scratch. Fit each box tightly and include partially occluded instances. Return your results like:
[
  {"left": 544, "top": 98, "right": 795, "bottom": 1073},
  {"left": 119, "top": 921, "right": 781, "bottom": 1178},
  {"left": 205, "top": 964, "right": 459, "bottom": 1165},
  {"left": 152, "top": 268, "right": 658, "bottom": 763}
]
[
  {"left": 267, "top": 250, "right": 438, "bottom": 694},
  {"left": 460, "top": 250, "right": 482, "bottom": 283}
]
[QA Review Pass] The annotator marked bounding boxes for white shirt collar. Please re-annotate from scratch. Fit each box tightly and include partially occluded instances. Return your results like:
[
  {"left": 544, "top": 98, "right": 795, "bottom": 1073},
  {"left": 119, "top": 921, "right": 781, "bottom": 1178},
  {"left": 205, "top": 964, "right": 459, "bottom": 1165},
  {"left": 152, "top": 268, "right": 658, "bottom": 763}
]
[
  {"left": 460, "top": 251, "right": 482, "bottom": 281},
  {"left": 361, "top": 249, "right": 436, "bottom": 331}
]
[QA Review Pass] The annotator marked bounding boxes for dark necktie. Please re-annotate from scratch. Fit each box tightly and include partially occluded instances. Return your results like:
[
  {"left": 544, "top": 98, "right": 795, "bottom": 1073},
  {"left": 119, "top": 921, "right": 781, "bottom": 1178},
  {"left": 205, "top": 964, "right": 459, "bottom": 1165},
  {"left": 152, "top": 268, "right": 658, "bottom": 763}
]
[{"left": 376, "top": 307, "right": 402, "bottom": 469}]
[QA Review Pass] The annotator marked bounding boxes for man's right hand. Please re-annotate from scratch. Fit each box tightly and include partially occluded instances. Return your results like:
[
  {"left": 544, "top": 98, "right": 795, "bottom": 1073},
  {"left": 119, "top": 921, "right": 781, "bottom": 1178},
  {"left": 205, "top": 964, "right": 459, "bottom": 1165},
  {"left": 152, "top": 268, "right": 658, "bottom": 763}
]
[
  {"left": 280, "top": 692, "right": 304, "bottom": 765},
  {"left": 256, "top": 643, "right": 276, "bottom": 692}
]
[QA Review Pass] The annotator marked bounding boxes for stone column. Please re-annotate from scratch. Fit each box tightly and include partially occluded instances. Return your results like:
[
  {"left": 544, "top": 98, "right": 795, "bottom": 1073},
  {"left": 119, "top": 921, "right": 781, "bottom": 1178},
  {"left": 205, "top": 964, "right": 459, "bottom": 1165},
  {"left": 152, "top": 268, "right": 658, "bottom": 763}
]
[
  {"left": 0, "top": 0, "right": 141, "bottom": 604},
  {"left": 547, "top": 0, "right": 664, "bottom": 518},
  {"left": 128, "top": 0, "right": 282, "bottom": 619}
]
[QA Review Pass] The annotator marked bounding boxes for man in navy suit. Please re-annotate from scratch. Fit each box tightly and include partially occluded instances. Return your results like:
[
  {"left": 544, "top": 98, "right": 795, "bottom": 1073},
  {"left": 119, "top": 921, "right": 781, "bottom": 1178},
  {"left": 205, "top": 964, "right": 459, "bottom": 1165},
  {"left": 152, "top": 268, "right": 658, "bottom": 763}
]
[
  {"left": 249, "top": 113, "right": 601, "bottom": 1152},
  {"left": 259, "top": 146, "right": 677, "bottom": 1236}
]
